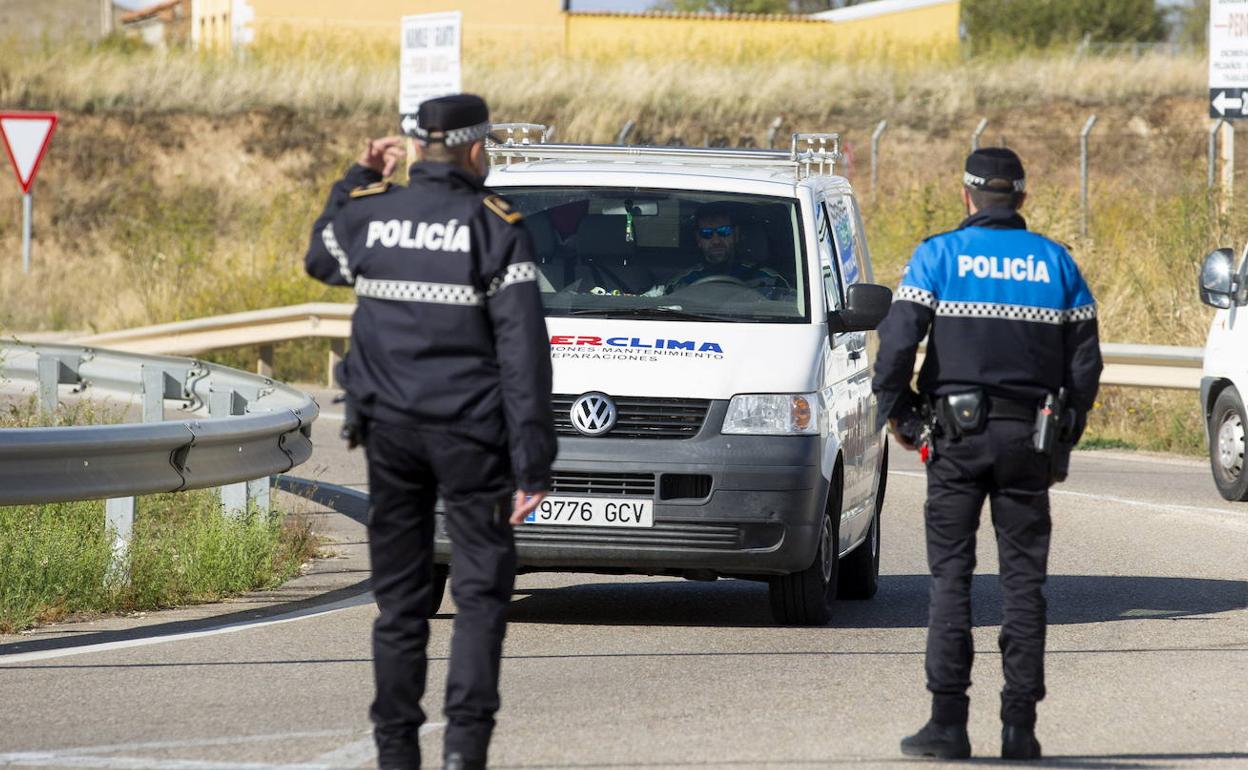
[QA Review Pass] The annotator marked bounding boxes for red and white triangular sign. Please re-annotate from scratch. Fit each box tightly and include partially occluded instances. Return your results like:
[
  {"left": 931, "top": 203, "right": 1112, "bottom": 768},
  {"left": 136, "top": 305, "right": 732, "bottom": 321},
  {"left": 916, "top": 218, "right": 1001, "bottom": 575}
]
[{"left": 0, "top": 112, "right": 58, "bottom": 194}]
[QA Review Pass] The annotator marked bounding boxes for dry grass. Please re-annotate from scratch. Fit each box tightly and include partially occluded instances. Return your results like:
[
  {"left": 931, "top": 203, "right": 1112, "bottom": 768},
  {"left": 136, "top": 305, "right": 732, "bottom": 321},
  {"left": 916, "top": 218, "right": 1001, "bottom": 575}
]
[{"left": 0, "top": 39, "right": 1231, "bottom": 451}]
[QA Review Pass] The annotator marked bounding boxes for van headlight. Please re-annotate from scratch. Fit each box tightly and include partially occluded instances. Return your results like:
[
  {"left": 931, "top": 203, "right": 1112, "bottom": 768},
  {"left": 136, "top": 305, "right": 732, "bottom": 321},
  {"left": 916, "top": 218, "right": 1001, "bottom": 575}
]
[{"left": 722, "top": 393, "right": 820, "bottom": 435}]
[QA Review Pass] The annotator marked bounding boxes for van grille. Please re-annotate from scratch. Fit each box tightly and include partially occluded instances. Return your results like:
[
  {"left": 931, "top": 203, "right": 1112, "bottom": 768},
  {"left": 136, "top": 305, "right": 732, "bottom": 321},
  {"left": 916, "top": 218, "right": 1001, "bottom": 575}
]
[
  {"left": 553, "top": 395, "right": 710, "bottom": 439},
  {"left": 551, "top": 471, "right": 656, "bottom": 497}
]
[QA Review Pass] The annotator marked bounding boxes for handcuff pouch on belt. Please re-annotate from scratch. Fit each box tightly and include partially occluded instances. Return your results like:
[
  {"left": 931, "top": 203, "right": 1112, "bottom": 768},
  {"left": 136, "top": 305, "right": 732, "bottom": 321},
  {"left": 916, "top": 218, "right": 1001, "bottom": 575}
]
[{"left": 938, "top": 390, "right": 988, "bottom": 440}]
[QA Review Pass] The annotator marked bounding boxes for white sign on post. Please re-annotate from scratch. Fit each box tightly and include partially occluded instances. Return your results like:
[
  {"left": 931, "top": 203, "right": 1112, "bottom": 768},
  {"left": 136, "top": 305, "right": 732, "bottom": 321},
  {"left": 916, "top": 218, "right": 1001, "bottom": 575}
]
[
  {"left": 0, "top": 111, "right": 57, "bottom": 274},
  {"left": 399, "top": 12, "right": 463, "bottom": 136},
  {"left": 1210, "top": 1, "right": 1248, "bottom": 118}
]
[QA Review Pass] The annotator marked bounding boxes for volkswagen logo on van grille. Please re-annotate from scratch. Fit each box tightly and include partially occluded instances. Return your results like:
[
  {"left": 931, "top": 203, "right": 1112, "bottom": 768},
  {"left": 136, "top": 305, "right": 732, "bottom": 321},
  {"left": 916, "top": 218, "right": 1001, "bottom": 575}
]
[{"left": 570, "top": 392, "right": 618, "bottom": 436}]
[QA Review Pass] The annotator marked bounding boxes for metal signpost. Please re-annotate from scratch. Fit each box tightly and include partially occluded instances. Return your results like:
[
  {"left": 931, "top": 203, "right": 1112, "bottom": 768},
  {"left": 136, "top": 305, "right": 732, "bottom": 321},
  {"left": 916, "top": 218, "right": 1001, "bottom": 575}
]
[
  {"left": 0, "top": 112, "right": 58, "bottom": 273},
  {"left": 398, "top": 12, "right": 463, "bottom": 137},
  {"left": 1210, "top": 1, "right": 1248, "bottom": 211}
]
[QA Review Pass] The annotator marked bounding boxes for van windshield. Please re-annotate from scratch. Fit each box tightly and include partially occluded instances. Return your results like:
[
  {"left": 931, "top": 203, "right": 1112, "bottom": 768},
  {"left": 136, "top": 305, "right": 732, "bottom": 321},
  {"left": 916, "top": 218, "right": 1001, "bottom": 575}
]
[{"left": 501, "top": 187, "right": 809, "bottom": 323}]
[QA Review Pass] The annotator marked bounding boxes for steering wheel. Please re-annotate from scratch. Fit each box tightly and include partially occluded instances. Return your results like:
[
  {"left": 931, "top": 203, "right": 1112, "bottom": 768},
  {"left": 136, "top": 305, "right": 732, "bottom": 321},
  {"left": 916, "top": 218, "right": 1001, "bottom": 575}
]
[{"left": 688, "top": 274, "right": 751, "bottom": 288}]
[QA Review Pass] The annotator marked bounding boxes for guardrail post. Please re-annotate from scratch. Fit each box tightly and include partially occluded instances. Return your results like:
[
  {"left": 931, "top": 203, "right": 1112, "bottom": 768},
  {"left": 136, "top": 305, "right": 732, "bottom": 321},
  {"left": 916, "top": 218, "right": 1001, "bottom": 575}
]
[
  {"left": 104, "top": 497, "right": 134, "bottom": 583},
  {"left": 871, "top": 120, "right": 888, "bottom": 200},
  {"left": 971, "top": 118, "right": 989, "bottom": 151},
  {"left": 327, "top": 339, "right": 345, "bottom": 389},
  {"left": 211, "top": 389, "right": 250, "bottom": 518},
  {"left": 1079, "top": 115, "right": 1098, "bottom": 239},
  {"left": 36, "top": 355, "right": 59, "bottom": 417},
  {"left": 257, "top": 345, "right": 274, "bottom": 378}
]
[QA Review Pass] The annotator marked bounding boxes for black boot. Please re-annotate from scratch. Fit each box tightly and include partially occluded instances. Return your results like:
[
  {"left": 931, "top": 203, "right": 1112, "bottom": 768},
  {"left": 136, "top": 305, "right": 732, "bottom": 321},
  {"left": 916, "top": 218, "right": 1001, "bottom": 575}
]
[
  {"left": 900, "top": 720, "right": 972, "bottom": 759},
  {"left": 1001, "top": 725, "right": 1042, "bottom": 760},
  {"left": 443, "top": 752, "right": 486, "bottom": 770}
]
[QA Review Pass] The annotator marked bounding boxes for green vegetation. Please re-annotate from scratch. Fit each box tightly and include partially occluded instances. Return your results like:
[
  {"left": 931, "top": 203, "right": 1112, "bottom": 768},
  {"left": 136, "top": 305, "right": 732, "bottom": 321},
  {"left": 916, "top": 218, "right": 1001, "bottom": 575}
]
[
  {"left": 0, "top": 492, "right": 316, "bottom": 634},
  {"left": 0, "top": 39, "right": 1225, "bottom": 453},
  {"left": 962, "top": 0, "right": 1166, "bottom": 54}
]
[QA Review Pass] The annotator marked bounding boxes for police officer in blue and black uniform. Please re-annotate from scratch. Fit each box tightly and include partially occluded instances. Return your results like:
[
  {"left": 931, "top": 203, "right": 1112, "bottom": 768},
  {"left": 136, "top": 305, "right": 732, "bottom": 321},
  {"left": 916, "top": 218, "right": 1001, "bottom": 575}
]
[
  {"left": 872, "top": 148, "right": 1102, "bottom": 760},
  {"left": 305, "top": 94, "right": 557, "bottom": 770}
]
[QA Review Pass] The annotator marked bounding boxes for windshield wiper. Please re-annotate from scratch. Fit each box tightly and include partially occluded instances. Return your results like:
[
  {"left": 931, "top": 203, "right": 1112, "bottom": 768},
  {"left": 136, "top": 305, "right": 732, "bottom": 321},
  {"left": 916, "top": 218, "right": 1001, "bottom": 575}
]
[{"left": 565, "top": 306, "right": 739, "bottom": 322}]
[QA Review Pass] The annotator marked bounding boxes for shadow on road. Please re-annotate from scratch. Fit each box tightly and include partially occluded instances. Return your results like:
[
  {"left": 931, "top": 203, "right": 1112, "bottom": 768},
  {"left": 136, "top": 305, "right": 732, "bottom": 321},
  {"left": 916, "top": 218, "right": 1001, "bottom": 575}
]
[
  {"left": 490, "top": 752, "right": 1248, "bottom": 768},
  {"left": 507, "top": 574, "right": 1248, "bottom": 630}
]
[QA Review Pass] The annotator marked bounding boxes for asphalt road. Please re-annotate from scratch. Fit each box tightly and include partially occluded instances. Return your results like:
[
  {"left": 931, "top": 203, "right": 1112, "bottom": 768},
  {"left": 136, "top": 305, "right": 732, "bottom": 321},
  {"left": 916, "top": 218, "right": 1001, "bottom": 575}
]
[{"left": 1, "top": 396, "right": 1245, "bottom": 769}]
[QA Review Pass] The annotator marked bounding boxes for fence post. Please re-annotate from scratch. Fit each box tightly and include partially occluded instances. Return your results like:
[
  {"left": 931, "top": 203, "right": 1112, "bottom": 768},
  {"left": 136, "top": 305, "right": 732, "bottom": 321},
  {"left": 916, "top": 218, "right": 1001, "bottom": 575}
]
[
  {"left": 211, "top": 389, "right": 251, "bottom": 518},
  {"left": 766, "top": 116, "right": 784, "bottom": 149},
  {"left": 616, "top": 120, "right": 635, "bottom": 145},
  {"left": 36, "top": 355, "right": 60, "bottom": 417},
  {"left": 1222, "top": 120, "right": 1236, "bottom": 216},
  {"left": 971, "top": 118, "right": 989, "bottom": 151},
  {"left": 1079, "top": 115, "right": 1098, "bottom": 239},
  {"left": 1209, "top": 118, "right": 1227, "bottom": 190},
  {"left": 871, "top": 120, "right": 888, "bottom": 199}
]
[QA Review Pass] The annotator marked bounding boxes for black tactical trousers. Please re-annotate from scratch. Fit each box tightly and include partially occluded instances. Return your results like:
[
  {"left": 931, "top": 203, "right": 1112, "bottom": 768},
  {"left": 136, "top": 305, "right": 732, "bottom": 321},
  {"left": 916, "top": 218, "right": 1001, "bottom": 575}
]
[
  {"left": 924, "top": 418, "right": 1052, "bottom": 729},
  {"left": 365, "top": 421, "right": 517, "bottom": 766}
]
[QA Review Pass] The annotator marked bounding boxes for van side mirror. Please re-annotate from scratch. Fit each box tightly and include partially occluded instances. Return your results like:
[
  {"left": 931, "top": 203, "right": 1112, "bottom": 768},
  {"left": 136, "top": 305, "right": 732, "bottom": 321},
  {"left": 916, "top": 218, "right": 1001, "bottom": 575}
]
[
  {"left": 1200, "top": 248, "right": 1238, "bottom": 310},
  {"left": 829, "top": 283, "right": 892, "bottom": 333}
]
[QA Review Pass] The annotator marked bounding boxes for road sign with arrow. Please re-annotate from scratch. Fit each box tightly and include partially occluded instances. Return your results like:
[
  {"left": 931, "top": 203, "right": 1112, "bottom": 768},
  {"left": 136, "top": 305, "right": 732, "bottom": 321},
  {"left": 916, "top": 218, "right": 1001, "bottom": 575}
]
[{"left": 1211, "top": 1, "right": 1248, "bottom": 119}]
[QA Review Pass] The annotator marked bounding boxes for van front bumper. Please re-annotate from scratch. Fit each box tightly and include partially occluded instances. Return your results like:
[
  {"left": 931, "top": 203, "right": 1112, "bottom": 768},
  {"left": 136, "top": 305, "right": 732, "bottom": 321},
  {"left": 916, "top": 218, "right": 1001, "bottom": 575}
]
[{"left": 434, "top": 423, "right": 828, "bottom": 578}]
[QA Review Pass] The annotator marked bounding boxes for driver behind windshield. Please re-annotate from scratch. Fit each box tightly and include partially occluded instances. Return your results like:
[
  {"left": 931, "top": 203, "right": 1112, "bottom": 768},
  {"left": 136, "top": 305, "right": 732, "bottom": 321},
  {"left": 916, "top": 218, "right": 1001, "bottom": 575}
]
[{"left": 664, "top": 203, "right": 790, "bottom": 296}]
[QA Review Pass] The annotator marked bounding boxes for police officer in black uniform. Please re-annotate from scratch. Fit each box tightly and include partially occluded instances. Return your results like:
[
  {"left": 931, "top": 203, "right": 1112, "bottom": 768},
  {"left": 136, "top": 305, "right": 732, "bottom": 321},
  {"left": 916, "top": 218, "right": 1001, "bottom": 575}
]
[
  {"left": 872, "top": 148, "right": 1102, "bottom": 760},
  {"left": 304, "top": 94, "right": 556, "bottom": 770}
]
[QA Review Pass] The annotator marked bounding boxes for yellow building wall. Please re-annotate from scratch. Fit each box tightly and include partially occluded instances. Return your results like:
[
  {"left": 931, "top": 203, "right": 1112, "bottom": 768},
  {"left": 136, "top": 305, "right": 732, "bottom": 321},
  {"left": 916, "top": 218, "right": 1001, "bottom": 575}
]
[
  {"left": 566, "top": 3, "right": 960, "bottom": 63},
  {"left": 192, "top": 0, "right": 959, "bottom": 63},
  {"left": 240, "top": 0, "right": 563, "bottom": 53}
]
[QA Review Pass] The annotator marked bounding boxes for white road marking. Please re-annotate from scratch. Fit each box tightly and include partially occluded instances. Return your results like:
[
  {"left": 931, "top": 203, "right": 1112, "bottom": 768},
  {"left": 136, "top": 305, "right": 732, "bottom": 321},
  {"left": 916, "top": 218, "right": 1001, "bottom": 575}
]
[
  {"left": 317, "top": 412, "right": 345, "bottom": 422},
  {"left": 0, "top": 724, "right": 446, "bottom": 770},
  {"left": 310, "top": 723, "right": 444, "bottom": 770},
  {"left": 890, "top": 469, "right": 1248, "bottom": 531},
  {"left": 0, "top": 732, "right": 356, "bottom": 760},
  {"left": 0, "top": 593, "right": 374, "bottom": 666}
]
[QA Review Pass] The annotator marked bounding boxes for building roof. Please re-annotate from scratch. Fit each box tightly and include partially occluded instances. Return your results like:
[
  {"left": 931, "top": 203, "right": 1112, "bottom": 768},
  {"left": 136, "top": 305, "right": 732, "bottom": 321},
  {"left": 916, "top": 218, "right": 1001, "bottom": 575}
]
[
  {"left": 811, "top": 0, "right": 958, "bottom": 23},
  {"left": 566, "top": 10, "right": 824, "bottom": 24},
  {"left": 120, "top": 0, "right": 183, "bottom": 25}
]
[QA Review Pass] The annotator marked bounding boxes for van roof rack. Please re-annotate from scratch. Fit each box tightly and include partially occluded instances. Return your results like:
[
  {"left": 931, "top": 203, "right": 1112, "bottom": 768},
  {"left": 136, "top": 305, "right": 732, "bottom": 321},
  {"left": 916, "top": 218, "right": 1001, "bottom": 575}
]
[{"left": 486, "top": 124, "right": 842, "bottom": 179}]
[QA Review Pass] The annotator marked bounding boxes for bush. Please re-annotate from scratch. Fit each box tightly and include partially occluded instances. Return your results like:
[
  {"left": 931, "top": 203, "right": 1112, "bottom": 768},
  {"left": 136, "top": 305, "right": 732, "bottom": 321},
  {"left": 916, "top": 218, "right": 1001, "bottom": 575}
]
[{"left": 963, "top": 0, "right": 1167, "bottom": 55}]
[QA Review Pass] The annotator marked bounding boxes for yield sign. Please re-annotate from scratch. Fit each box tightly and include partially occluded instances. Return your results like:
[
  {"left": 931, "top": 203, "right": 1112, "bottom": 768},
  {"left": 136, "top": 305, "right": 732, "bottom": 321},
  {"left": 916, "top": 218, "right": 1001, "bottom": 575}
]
[{"left": 0, "top": 111, "right": 58, "bottom": 194}]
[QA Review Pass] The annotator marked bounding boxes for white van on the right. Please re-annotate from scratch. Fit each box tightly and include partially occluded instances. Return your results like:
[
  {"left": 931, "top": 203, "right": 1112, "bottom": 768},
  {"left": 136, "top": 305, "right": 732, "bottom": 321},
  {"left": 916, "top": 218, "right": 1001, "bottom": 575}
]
[{"left": 1198, "top": 246, "right": 1248, "bottom": 500}]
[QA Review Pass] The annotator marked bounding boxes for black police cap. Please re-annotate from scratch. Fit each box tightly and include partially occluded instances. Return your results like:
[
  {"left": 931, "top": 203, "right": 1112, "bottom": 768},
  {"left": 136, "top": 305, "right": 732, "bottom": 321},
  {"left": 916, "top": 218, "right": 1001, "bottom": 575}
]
[
  {"left": 964, "top": 147, "right": 1026, "bottom": 193},
  {"left": 414, "top": 93, "right": 492, "bottom": 147}
]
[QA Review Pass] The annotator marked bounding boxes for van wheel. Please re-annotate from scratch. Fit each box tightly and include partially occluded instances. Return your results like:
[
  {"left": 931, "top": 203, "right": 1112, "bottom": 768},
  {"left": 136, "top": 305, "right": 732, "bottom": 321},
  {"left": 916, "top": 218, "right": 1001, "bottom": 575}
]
[
  {"left": 839, "top": 447, "right": 885, "bottom": 600},
  {"left": 769, "top": 478, "right": 840, "bottom": 626},
  {"left": 430, "top": 565, "right": 449, "bottom": 616},
  {"left": 1210, "top": 388, "right": 1248, "bottom": 501}
]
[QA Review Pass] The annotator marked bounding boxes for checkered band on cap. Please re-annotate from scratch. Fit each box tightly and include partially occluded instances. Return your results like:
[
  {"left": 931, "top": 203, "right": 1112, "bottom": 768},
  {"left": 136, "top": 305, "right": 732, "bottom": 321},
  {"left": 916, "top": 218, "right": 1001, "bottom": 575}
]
[
  {"left": 415, "top": 120, "right": 492, "bottom": 147},
  {"left": 963, "top": 172, "right": 1026, "bottom": 193}
]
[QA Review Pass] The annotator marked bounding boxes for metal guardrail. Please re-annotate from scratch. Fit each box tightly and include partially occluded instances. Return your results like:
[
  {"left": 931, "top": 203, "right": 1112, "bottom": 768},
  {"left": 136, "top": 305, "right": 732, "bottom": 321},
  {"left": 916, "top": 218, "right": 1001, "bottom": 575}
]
[
  {"left": 0, "top": 341, "right": 318, "bottom": 506},
  {"left": 72, "top": 303, "right": 1208, "bottom": 392}
]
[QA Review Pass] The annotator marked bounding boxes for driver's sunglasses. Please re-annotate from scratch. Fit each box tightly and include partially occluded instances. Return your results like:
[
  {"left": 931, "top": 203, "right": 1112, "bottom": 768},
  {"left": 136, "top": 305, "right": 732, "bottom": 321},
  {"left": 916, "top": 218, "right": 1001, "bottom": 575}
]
[{"left": 697, "top": 225, "right": 734, "bottom": 239}]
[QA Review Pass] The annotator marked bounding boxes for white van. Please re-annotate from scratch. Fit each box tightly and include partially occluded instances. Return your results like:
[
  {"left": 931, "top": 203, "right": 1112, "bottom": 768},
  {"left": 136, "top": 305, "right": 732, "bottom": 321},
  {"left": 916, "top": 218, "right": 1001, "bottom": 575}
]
[
  {"left": 1199, "top": 247, "right": 1248, "bottom": 500},
  {"left": 434, "top": 132, "right": 893, "bottom": 625}
]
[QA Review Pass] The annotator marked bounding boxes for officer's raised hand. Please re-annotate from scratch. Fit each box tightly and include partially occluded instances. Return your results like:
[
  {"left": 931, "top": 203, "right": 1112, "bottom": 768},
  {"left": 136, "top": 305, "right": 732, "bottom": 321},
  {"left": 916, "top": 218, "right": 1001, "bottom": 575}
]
[
  {"left": 510, "top": 490, "right": 548, "bottom": 525},
  {"left": 358, "top": 135, "right": 407, "bottom": 177}
]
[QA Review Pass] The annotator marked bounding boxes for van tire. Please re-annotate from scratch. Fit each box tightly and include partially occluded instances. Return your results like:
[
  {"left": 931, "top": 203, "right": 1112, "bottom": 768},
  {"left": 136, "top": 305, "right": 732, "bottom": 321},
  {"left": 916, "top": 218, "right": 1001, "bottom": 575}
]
[
  {"left": 769, "top": 475, "right": 840, "bottom": 626},
  {"left": 430, "top": 565, "right": 449, "bottom": 616},
  {"left": 1209, "top": 388, "right": 1248, "bottom": 501},
  {"left": 839, "top": 446, "right": 886, "bottom": 600}
]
